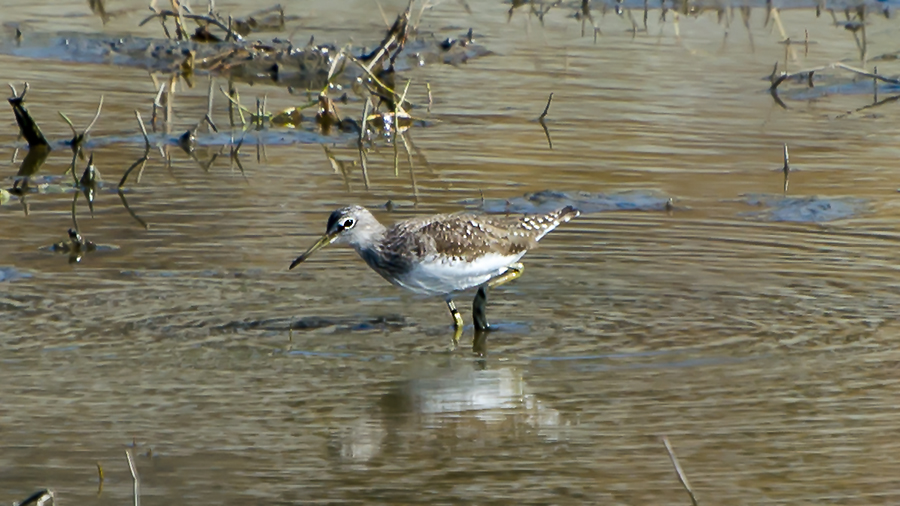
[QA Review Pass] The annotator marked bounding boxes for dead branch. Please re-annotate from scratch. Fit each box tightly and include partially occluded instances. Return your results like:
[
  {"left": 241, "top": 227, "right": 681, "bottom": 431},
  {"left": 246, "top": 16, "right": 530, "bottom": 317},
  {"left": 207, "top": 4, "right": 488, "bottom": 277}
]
[
  {"left": 140, "top": 8, "right": 243, "bottom": 41},
  {"left": 770, "top": 62, "right": 900, "bottom": 91}
]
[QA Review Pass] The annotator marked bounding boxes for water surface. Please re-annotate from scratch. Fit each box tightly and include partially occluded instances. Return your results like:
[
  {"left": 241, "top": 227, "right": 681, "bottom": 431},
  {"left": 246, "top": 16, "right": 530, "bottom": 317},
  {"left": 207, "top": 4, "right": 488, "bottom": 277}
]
[{"left": 3, "top": 0, "right": 900, "bottom": 504}]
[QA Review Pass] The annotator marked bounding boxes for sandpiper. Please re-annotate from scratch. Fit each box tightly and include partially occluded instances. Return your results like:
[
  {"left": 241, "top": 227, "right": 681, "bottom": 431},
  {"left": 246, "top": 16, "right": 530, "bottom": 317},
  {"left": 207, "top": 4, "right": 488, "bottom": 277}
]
[{"left": 289, "top": 205, "right": 580, "bottom": 341}]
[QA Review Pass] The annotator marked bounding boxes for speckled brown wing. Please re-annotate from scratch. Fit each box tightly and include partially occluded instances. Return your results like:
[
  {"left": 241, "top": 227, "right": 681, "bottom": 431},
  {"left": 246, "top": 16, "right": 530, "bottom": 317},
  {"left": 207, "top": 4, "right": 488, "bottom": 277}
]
[
  {"left": 479, "top": 205, "right": 580, "bottom": 244},
  {"left": 383, "top": 205, "right": 579, "bottom": 263}
]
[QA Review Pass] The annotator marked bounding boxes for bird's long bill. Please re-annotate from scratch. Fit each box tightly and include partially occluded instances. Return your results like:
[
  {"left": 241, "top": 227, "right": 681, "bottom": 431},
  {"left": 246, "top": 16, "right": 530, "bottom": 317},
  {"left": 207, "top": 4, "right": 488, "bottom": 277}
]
[{"left": 289, "top": 231, "right": 338, "bottom": 270}]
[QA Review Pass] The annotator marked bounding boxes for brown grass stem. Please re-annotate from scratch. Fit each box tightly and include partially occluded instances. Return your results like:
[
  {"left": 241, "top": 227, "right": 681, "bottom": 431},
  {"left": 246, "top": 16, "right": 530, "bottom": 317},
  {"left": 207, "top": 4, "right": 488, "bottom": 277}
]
[{"left": 662, "top": 436, "right": 698, "bottom": 506}]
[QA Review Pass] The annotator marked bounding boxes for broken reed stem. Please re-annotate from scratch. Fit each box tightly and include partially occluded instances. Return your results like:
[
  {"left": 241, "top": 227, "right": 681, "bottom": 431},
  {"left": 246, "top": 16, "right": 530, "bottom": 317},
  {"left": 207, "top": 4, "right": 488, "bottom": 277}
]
[
  {"left": 140, "top": 8, "right": 244, "bottom": 41},
  {"left": 227, "top": 81, "right": 236, "bottom": 126},
  {"left": 359, "top": 97, "right": 371, "bottom": 190},
  {"left": 255, "top": 97, "right": 265, "bottom": 128},
  {"left": 172, "top": 0, "right": 188, "bottom": 40},
  {"left": 873, "top": 65, "right": 878, "bottom": 103},
  {"left": 165, "top": 75, "right": 176, "bottom": 134},
  {"left": 393, "top": 123, "right": 399, "bottom": 177},
  {"left": 347, "top": 54, "right": 399, "bottom": 97},
  {"left": 85, "top": 95, "right": 104, "bottom": 134},
  {"left": 359, "top": 96, "right": 371, "bottom": 146},
  {"left": 401, "top": 132, "right": 418, "bottom": 203},
  {"left": 9, "top": 82, "right": 49, "bottom": 147},
  {"left": 151, "top": 82, "right": 165, "bottom": 132},
  {"left": 219, "top": 85, "right": 249, "bottom": 125},
  {"left": 539, "top": 92, "right": 553, "bottom": 120},
  {"left": 782, "top": 143, "right": 790, "bottom": 194},
  {"left": 783, "top": 38, "right": 789, "bottom": 74},
  {"left": 662, "top": 436, "right": 698, "bottom": 506},
  {"left": 8, "top": 82, "right": 30, "bottom": 100},
  {"left": 59, "top": 111, "right": 78, "bottom": 135},
  {"left": 135, "top": 110, "right": 151, "bottom": 151},
  {"left": 397, "top": 79, "right": 412, "bottom": 111},
  {"left": 392, "top": 81, "right": 412, "bottom": 178},
  {"left": 262, "top": 94, "right": 268, "bottom": 124},
  {"left": 126, "top": 448, "right": 141, "bottom": 506},
  {"left": 770, "top": 7, "right": 789, "bottom": 41},
  {"left": 363, "top": 32, "right": 397, "bottom": 73},
  {"left": 206, "top": 77, "right": 216, "bottom": 132},
  {"left": 426, "top": 82, "right": 433, "bottom": 113},
  {"left": 59, "top": 94, "right": 105, "bottom": 136},
  {"left": 323, "top": 49, "right": 347, "bottom": 92}
]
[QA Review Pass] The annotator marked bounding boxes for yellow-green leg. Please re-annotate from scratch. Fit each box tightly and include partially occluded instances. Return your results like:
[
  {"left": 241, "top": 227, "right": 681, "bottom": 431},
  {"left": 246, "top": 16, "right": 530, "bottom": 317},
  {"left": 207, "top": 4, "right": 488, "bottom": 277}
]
[
  {"left": 473, "top": 263, "right": 525, "bottom": 331},
  {"left": 488, "top": 262, "right": 525, "bottom": 289},
  {"left": 446, "top": 297, "right": 464, "bottom": 344}
]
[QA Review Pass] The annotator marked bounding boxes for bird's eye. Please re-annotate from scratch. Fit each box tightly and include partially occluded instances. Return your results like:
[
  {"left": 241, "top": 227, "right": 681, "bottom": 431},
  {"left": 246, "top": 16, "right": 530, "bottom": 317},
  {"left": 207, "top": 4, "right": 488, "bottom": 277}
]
[{"left": 342, "top": 218, "right": 355, "bottom": 228}]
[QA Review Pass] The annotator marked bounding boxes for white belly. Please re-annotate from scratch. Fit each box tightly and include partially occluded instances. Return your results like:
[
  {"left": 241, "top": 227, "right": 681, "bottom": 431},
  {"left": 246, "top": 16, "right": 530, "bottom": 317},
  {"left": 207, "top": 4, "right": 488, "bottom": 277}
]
[{"left": 393, "top": 252, "right": 526, "bottom": 296}]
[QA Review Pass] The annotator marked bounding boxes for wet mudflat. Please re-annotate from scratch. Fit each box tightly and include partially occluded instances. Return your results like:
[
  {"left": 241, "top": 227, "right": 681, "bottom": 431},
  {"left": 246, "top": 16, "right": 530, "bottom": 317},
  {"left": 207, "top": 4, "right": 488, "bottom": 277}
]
[{"left": 3, "top": 0, "right": 900, "bottom": 504}]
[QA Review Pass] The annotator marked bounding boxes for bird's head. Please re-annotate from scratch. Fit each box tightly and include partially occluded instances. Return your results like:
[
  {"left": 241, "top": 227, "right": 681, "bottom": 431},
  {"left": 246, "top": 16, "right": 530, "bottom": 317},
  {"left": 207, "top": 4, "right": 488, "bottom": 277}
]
[{"left": 289, "top": 206, "right": 380, "bottom": 269}]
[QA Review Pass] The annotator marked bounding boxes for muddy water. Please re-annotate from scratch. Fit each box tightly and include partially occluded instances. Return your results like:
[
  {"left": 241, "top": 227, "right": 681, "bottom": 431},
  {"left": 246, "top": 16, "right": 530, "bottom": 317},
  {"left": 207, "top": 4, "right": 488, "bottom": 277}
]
[{"left": 3, "top": 0, "right": 900, "bottom": 504}]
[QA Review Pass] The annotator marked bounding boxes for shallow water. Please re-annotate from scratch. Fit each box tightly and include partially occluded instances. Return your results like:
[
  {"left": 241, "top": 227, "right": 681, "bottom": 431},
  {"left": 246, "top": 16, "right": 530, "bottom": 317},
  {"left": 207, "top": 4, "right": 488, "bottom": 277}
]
[{"left": 3, "top": 0, "right": 900, "bottom": 504}]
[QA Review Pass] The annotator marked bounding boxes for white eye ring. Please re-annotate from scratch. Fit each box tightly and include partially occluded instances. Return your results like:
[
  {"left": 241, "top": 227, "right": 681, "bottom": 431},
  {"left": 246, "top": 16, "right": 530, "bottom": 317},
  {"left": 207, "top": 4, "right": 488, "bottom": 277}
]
[{"left": 342, "top": 218, "right": 355, "bottom": 228}]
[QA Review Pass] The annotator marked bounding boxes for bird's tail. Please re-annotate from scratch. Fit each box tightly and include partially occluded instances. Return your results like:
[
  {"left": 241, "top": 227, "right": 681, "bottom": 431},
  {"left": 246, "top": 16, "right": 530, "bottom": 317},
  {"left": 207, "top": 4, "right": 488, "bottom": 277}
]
[
  {"left": 529, "top": 205, "right": 580, "bottom": 242},
  {"left": 556, "top": 205, "right": 580, "bottom": 223}
]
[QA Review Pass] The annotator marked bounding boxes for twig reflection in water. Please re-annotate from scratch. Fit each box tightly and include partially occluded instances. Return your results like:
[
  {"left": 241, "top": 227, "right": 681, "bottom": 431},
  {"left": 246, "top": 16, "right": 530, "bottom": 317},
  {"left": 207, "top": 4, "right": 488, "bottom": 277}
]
[
  {"left": 46, "top": 228, "right": 97, "bottom": 264},
  {"left": 75, "top": 152, "right": 100, "bottom": 218},
  {"left": 117, "top": 111, "right": 152, "bottom": 229},
  {"left": 538, "top": 92, "right": 553, "bottom": 149}
]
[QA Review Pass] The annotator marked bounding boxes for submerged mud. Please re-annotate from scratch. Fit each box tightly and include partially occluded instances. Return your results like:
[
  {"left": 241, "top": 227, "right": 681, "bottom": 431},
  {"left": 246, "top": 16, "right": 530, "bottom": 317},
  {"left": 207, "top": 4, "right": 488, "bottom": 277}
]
[{"left": 0, "top": 26, "right": 490, "bottom": 89}]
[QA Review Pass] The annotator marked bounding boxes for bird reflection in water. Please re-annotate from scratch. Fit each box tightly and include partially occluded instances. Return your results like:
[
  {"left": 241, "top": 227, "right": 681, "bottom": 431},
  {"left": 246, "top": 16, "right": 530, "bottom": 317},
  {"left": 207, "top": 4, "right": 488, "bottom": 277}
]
[{"left": 327, "top": 361, "right": 572, "bottom": 467}]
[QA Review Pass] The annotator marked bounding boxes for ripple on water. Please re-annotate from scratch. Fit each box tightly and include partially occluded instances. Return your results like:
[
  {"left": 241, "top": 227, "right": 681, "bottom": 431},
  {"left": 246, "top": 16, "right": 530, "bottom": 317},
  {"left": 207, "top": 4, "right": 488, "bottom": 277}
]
[{"left": 0, "top": 266, "right": 31, "bottom": 282}]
